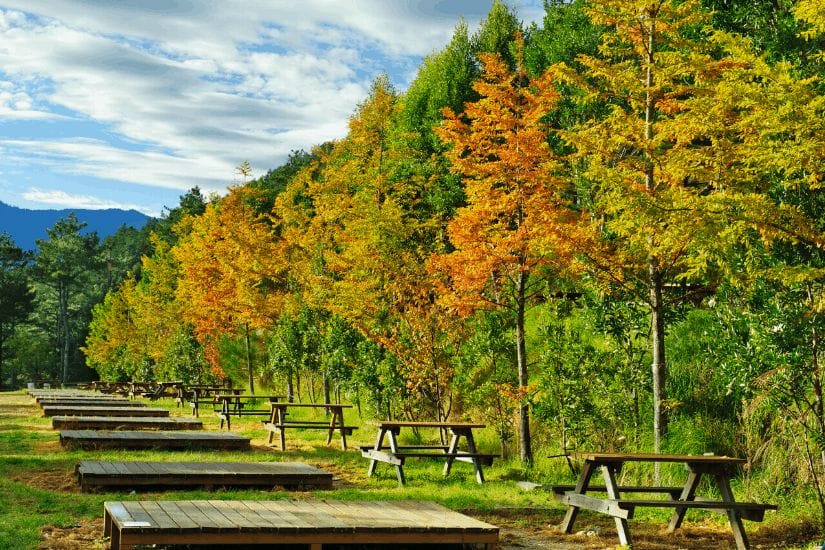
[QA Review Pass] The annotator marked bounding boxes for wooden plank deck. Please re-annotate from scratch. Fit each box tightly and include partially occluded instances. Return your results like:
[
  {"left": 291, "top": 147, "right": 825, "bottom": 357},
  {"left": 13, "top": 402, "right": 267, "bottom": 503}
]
[
  {"left": 36, "top": 398, "right": 144, "bottom": 408},
  {"left": 42, "top": 406, "right": 169, "bottom": 418},
  {"left": 104, "top": 499, "right": 499, "bottom": 550},
  {"left": 60, "top": 430, "right": 250, "bottom": 451},
  {"left": 77, "top": 461, "right": 333, "bottom": 491},
  {"left": 52, "top": 416, "right": 202, "bottom": 430}
]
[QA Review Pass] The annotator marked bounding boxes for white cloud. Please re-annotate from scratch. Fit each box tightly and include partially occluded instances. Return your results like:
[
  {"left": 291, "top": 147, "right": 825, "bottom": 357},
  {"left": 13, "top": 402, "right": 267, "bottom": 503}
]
[
  {"left": 0, "top": 1, "right": 544, "bottom": 213},
  {"left": 23, "top": 186, "right": 155, "bottom": 214}
]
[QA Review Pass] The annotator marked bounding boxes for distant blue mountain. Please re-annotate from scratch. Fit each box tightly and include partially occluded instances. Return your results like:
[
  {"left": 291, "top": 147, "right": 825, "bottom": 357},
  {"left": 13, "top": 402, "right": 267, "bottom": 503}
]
[{"left": 0, "top": 201, "right": 152, "bottom": 251}]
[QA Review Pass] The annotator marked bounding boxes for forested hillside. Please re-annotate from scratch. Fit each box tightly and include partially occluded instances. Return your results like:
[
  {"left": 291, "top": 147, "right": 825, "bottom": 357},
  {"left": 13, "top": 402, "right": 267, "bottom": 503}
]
[
  {"left": 0, "top": 200, "right": 150, "bottom": 251},
  {"left": 3, "top": 0, "right": 825, "bottom": 531}
]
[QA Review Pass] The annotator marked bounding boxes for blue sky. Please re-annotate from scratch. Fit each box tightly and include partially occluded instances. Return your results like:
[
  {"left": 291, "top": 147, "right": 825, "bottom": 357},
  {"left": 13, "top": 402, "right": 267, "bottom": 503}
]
[{"left": 0, "top": 1, "right": 545, "bottom": 217}]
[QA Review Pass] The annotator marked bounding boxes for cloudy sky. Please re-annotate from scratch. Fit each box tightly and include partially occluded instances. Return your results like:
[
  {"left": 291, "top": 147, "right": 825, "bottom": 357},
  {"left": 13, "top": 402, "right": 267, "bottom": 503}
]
[{"left": 0, "top": 1, "right": 544, "bottom": 217}]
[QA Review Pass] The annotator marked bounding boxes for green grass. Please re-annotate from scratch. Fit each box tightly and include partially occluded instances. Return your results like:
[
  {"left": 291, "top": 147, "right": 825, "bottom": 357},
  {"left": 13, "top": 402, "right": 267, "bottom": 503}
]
[{"left": 1, "top": 390, "right": 822, "bottom": 549}]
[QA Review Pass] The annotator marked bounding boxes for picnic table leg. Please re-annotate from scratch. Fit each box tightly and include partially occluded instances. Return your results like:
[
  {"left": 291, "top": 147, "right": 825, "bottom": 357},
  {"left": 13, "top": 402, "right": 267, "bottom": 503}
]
[
  {"left": 278, "top": 407, "right": 287, "bottom": 451},
  {"left": 560, "top": 460, "right": 596, "bottom": 534},
  {"left": 602, "top": 463, "right": 632, "bottom": 547},
  {"left": 442, "top": 430, "right": 460, "bottom": 477},
  {"left": 667, "top": 469, "right": 702, "bottom": 531},
  {"left": 367, "top": 428, "right": 387, "bottom": 477},
  {"left": 327, "top": 408, "right": 348, "bottom": 450},
  {"left": 714, "top": 473, "right": 750, "bottom": 550},
  {"left": 266, "top": 406, "right": 276, "bottom": 445},
  {"left": 388, "top": 427, "right": 406, "bottom": 485}
]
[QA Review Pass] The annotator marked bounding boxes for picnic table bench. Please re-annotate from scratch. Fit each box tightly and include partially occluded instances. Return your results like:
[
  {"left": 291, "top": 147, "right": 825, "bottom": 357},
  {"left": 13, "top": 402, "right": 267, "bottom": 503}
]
[
  {"left": 214, "top": 394, "right": 284, "bottom": 430},
  {"left": 553, "top": 452, "right": 777, "bottom": 550},
  {"left": 263, "top": 402, "right": 356, "bottom": 450},
  {"left": 361, "top": 420, "right": 498, "bottom": 486}
]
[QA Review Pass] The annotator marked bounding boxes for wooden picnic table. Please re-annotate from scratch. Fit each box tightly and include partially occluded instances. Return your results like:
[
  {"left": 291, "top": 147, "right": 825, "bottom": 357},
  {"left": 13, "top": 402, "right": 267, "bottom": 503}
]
[
  {"left": 263, "top": 402, "right": 356, "bottom": 450},
  {"left": 553, "top": 452, "right": 777, "bottom": 550},
  {"left": 213, "top": 394, "right": 284, "bottom": 430},
  {"left": 361, "top": 420, "right": 498, "bottom": 486},
  {"left": 182, "top": 386, "right": 243, "bottom": 417}
]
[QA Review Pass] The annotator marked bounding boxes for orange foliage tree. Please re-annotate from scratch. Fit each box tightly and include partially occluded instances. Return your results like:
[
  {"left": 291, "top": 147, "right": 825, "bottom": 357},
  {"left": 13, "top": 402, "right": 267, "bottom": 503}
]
[
  {"left": 276, "top": 77, "right": 465, "bottom": 420},
  {"left": 431, "top": 40, "right": 577, "bottom": 464},
  {"left": 174, "top": 183, "right": 287, "bottom": 391}
]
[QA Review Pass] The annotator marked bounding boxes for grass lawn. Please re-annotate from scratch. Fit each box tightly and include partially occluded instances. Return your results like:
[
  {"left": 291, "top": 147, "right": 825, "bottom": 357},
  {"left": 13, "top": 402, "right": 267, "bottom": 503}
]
[{"left": 0, "top": 391, "right": 820, "bottom": 549}]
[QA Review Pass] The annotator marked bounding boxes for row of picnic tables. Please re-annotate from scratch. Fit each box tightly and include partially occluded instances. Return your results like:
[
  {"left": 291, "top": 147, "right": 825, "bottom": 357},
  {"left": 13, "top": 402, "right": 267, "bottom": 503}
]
[{"left": 30, "top": 387, "right": 777, "bottom": 549}]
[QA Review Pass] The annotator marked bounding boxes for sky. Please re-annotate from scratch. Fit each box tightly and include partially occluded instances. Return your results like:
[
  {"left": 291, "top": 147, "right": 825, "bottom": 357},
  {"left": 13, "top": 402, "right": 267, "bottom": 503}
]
[{"left": 0, "top": 1, "right": 545, "bottom": 218}]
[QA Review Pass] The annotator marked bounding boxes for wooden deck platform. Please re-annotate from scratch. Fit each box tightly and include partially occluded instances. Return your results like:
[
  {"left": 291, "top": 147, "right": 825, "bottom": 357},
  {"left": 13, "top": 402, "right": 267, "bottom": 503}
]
[
  {"left": 36, "top": 398, "right": 144, "bottom": 408},
  {"left": 42, "top": 406, "right": 169, "bottom": 418},
  {"left": 60, "top": 430, "right": 250, "bottom": 451},
  {"left": 77, "top": 461, "right": 333, "bottom": 491},
  {"left": 104, "top": 499, "right": 499, "bottom": 550},
  {"left": 52, "top": 416, "right": 202, "bottom": 430}
]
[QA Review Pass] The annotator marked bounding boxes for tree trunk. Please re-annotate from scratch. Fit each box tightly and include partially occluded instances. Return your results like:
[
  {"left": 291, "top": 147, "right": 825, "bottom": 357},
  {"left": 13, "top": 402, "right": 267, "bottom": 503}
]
[
  {"left": 516, "top": 270, "right": 533, "bottom": 465},
  {"left": 287, "top": 370, "right": 294, "bottom": 403},
  {"left": 650, "top": 270, "right": 667, "bottom": 453},
  {"left": 644, "top": 11, "right": 668, "bottom": 459},
  {"left": 60, "top": 280, "right": 70, "bottom": 385},
  {"left": 244, "top": 324, "right": 255, "bottom": 394}
]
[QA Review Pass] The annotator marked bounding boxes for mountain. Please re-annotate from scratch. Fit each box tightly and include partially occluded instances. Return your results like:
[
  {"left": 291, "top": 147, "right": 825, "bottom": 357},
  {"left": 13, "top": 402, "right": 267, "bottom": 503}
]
[{"left": 0, "top": 201, "right": 152, "bottom": 251}]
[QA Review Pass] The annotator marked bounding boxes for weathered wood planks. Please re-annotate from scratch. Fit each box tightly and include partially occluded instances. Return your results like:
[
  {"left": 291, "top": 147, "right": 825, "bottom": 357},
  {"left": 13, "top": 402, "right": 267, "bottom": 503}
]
[
  {"left": 76, "top": 461, "right": 333, "bottom": 491},
  {"left": 104, "top": 499, "right": 499, "bottom": 549},
  {"left": 52, "top": 416, "right": 202, "bottom": 430},
  {"left": 42, "top": 406, "right": 169, "bottom": 418},
  {"left": 60, "top": 430, "right": 250, "bottom": 451}
]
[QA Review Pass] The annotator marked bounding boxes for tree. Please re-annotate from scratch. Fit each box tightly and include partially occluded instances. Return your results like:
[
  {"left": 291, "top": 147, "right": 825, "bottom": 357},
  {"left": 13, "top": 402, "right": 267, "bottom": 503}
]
[
  {"left": 557, "top": 0, "right": 821, "bottom": 456},
  {"left": 33, "top": 214, "right": 102, "bottom": 384},
  {"left": 174, "top": 183, "right": 288, "bottom": 391},
  {"left": 431, "top": 39, "right": 575, "bottom": 464},
  {"left": 0, "top": 233, "right": 34, "bottom": 386}
]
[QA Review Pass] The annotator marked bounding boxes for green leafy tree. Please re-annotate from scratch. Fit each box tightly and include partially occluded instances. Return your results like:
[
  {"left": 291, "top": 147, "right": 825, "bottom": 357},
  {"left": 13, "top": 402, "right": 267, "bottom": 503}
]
[
  {"left": 559, "top": 0, "right": 822, "bottom": 456},
  {"left": 33, "top": 214, "right": 102, "bottom": 384},
  {"left": 0, "top": 233, "right": 34, "bottom": 386}
]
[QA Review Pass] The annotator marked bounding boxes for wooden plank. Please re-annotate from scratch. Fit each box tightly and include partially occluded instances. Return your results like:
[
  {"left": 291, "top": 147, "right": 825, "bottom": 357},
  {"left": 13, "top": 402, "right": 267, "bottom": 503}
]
[
  {"left": 52, "top": 416, "right": 202, "bottom": 430},
  {"left": 556, "top": 492, "right": 633, "bottom": 520},
  {"left": 104, "top": 500, "right": 499, "bottom": 547},
  {"left": 571, "top": 452, "right": 746, "bottom": 466},
  {"left": 61, "top": 430, "right": 250, "bottom": 451},
  {"left": 77, "top": 461, "right": 332, "bottom": 491},
  {"left": 42, "top": 406, "right": 169, "bottom": 417}
]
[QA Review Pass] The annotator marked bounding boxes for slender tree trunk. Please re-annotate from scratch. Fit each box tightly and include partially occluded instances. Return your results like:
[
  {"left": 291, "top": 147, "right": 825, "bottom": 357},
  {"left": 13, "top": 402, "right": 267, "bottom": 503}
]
[
  {"left": 516, "top": 270, "right": 533, "bottom": 465},
  {"left": 60, "top": 281, "right": 70, "bottom": 385},
  {"left": 287, "top": 369, "right": 294, "bottom": 403},
  {"left": 244, "top": 323, "right": 255, "bottom": 394},
  {"left": 643, "top": 12, "right": 668, "bottom": 461}
]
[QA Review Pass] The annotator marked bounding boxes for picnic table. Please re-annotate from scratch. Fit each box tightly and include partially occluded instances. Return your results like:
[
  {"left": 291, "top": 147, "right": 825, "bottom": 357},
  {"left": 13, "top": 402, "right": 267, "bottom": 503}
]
[
  {"left": 553, "top": 452, "right": 777, "bottom": 550},
  {"left": 140, "top": 381, "right": 183, "bottom": 401},
  {"left": 263, "top": 402, "right": 356, "bottom": 450},
  {"left": 360, "top": 421, "right": 498, "bottom": 486},
  {"left": 214, "top": 394, "right": 284, "bottom": 430},
  {"left": 182, "top": 385, "right": 243, "bottom": 417}
]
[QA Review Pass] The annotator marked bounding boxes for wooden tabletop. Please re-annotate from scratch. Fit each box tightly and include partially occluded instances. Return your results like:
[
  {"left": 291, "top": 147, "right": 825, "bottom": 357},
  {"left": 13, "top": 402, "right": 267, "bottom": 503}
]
[
  {"left": 370, "top": 420, "right": 486, "bottom": 429},
  {"left": 215, "top": 394, "right": 284, "bottom": 400},
  {"left": 570, "top": 452, "right": 746, "bottom": 465},
  {"left": 270, "top": 402, "right": 351, "bottom": 408}
]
